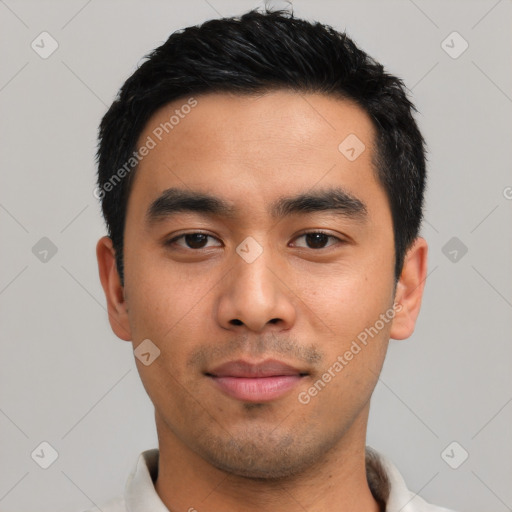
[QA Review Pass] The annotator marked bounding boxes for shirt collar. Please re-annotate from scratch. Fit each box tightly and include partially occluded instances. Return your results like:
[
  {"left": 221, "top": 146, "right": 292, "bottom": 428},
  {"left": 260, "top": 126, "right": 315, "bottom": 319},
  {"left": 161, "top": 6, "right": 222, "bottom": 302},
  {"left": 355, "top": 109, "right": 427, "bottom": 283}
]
[{"left": 124, "top": 449, "right": 168, "bottom": 512}]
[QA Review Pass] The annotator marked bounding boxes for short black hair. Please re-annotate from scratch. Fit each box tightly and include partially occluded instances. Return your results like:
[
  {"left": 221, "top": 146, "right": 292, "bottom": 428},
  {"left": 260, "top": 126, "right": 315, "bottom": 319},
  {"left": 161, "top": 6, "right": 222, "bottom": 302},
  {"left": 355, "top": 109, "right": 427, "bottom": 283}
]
[{"left": 96, "top": 7, "right": 426, "bottom": 285}]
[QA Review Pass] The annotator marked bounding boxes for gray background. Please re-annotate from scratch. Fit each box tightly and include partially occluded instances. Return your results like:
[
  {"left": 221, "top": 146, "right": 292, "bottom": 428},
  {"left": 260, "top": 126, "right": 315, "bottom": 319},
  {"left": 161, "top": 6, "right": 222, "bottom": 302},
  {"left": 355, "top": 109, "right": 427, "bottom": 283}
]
[{"left": 1, "top": 0, "right": 511, "bottom": 511}]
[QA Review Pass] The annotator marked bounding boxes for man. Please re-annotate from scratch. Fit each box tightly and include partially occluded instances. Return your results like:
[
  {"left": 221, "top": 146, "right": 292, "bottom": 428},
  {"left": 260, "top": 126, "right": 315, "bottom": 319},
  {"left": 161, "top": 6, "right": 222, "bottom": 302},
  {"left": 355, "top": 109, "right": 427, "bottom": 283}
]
[{"left": 94, "top": 7, "right": 456, "bottom": 512}]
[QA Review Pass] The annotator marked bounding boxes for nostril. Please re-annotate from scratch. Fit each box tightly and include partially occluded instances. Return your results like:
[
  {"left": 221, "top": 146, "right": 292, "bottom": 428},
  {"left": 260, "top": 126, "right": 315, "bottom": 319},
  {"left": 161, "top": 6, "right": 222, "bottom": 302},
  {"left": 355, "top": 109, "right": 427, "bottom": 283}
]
[{"left": 230, "top": 319, "right": 243, "bottom": 326}]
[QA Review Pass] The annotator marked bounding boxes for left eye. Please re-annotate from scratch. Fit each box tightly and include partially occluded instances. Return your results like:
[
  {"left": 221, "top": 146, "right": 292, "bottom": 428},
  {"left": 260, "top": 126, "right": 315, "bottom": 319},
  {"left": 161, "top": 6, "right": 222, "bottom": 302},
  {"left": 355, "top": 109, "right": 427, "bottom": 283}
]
[{"left": 292, "top": 232, "right": 340, "bottom": 249}]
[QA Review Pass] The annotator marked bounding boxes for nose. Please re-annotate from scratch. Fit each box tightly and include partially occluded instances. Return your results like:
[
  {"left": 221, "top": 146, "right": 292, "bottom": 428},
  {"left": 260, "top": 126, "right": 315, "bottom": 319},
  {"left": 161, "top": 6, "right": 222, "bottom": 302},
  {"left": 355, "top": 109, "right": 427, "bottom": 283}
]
[{"left": 216, "top": 244, "right": 297, "bottom": 333}]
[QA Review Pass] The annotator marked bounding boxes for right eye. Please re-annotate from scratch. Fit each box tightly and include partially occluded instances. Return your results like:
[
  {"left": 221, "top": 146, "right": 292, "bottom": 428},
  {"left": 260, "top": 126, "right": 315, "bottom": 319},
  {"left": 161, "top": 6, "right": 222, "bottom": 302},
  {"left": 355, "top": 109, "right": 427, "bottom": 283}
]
[{"left": 164, "top": 232, "right": 223, "bottom": 250}]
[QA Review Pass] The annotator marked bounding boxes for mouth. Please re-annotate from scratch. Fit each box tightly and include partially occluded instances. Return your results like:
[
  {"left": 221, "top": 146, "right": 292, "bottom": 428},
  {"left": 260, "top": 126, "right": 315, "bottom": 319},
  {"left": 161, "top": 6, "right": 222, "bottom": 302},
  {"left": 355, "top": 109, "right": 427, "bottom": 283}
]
[{"left": 205, "top": 359, "right": 309, "bottom": 403}]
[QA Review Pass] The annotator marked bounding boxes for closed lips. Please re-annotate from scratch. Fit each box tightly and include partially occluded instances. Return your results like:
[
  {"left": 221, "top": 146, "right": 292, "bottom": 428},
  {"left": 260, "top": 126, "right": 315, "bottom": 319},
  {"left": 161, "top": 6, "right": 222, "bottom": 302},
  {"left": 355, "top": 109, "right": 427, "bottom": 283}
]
[{"left": 205, "top": 359, "right": 309, "bottom": 402}]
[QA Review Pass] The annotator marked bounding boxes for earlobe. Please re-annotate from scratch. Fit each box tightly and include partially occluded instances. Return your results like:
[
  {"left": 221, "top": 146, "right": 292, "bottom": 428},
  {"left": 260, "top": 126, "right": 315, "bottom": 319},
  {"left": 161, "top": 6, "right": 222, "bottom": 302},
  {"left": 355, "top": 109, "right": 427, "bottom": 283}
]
[
  {"left": 389, "top": 237, "right": 428, "bottom": 341},
  {"left": 96, "top": 236, "right": 132, "bottom": 341}
]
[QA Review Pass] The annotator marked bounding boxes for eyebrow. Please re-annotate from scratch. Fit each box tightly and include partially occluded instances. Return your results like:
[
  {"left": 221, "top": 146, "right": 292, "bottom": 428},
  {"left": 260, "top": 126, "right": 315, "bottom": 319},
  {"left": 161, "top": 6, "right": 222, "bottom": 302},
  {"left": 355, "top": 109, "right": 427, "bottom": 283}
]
[{"left": 146, "top": 186, "right": 368, "bottom": 225}]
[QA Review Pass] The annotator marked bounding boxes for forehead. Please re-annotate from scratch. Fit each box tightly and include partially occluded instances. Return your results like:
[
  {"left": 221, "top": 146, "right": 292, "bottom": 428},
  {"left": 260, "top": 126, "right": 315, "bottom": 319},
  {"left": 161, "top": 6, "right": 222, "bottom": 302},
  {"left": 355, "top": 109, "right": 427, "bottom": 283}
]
[{"left": 128, "top": 90, "right": 384, "bottom": 221}]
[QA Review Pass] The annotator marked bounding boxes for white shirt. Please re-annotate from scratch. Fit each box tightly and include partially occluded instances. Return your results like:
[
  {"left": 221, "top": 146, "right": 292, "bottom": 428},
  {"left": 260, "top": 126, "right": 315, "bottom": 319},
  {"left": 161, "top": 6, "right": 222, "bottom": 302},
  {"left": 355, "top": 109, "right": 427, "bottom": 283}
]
[{"left": 85, "top": 447, "right": 456, "bottom": 512}]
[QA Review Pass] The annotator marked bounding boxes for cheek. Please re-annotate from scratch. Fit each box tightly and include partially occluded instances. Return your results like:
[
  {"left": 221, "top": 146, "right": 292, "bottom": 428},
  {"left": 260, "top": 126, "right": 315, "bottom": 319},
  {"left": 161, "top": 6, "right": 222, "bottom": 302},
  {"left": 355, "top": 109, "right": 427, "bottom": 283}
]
[
  {"left": 295, "top": 261, "right": 394, "bottom": 342},
  {"left": 124, "top": 246, "right": 213, "bottom": 339}
]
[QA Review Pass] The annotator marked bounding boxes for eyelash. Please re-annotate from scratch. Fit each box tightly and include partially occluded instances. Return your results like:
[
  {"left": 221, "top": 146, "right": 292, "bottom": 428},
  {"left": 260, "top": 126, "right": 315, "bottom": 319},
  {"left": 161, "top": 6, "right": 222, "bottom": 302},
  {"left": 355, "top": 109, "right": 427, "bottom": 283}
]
[{"left": 165, "top": 230, "right": 343, "bottom": 250}]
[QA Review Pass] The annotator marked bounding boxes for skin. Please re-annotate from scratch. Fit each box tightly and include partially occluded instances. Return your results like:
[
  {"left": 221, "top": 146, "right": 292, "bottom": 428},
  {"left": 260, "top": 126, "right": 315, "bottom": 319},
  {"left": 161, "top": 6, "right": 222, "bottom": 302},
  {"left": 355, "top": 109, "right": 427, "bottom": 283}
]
[{"left": 97, "top": 90, "right": 428, "bottom": 512}]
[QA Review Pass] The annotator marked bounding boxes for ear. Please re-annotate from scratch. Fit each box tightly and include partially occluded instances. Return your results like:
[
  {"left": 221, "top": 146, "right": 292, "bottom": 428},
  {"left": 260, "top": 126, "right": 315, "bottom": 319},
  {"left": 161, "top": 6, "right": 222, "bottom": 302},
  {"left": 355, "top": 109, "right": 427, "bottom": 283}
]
[
  {"left": 390, "top": 237, "right": 428, "bottom": 340},
  {"left": 96, "top": 236, "right": 132, "bottom": 341}
]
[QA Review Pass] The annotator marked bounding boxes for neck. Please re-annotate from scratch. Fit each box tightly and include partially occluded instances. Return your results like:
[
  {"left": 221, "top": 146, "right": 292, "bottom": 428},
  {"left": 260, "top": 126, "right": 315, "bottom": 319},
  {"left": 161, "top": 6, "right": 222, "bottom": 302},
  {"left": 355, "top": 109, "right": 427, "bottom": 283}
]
[{"left": 154, "top": 406, "right": 381, "bottom": 512}]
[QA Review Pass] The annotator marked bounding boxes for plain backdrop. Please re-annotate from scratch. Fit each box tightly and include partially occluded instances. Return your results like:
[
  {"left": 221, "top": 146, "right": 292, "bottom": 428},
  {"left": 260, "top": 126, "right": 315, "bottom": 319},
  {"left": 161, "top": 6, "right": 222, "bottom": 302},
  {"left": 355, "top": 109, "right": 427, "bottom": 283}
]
[{"left": 1, "top": 1, "right": 511, "bottom": 511}]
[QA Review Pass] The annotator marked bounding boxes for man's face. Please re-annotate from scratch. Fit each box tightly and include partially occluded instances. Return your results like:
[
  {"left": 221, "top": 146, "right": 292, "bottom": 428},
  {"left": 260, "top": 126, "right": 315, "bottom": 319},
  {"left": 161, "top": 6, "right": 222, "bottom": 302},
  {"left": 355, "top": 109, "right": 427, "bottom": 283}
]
[{"left": 115, "top": 90, "right": 399, "bottom": 478}]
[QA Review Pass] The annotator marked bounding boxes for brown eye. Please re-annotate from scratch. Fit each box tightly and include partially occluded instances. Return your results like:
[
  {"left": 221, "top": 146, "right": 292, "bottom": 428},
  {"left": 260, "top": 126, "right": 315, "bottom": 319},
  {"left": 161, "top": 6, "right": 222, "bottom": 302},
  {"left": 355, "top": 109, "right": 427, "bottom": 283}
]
[
  {"left": 293, "top": 232, "right": 340, "bottom": 249},
  {"left": 183, "top": 233, "right": 209, "bottom": 249},
  {"left": 166, "top": 232, "right": 222, "bottom": 250},
  {"left": 305, "top": 233, "right": 329, "bottom": 249}
]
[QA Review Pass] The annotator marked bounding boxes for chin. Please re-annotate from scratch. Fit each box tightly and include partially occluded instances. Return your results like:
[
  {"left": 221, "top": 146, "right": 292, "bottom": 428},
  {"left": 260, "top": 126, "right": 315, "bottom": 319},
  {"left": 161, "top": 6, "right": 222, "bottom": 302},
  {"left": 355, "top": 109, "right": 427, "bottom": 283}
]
[{"left": 196, "top": 430, "right": 333, "bottom": 481}]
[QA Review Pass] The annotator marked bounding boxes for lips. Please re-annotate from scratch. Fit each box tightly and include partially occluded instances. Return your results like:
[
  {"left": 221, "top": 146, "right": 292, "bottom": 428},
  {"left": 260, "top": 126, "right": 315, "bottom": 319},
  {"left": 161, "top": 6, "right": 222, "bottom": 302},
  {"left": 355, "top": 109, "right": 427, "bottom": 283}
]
[
  {"left": 206, "top": 359, "right": 308, "bottom": 402},
  {"left": 208, "top": 359, "right": 306, "bottom": 378}
]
